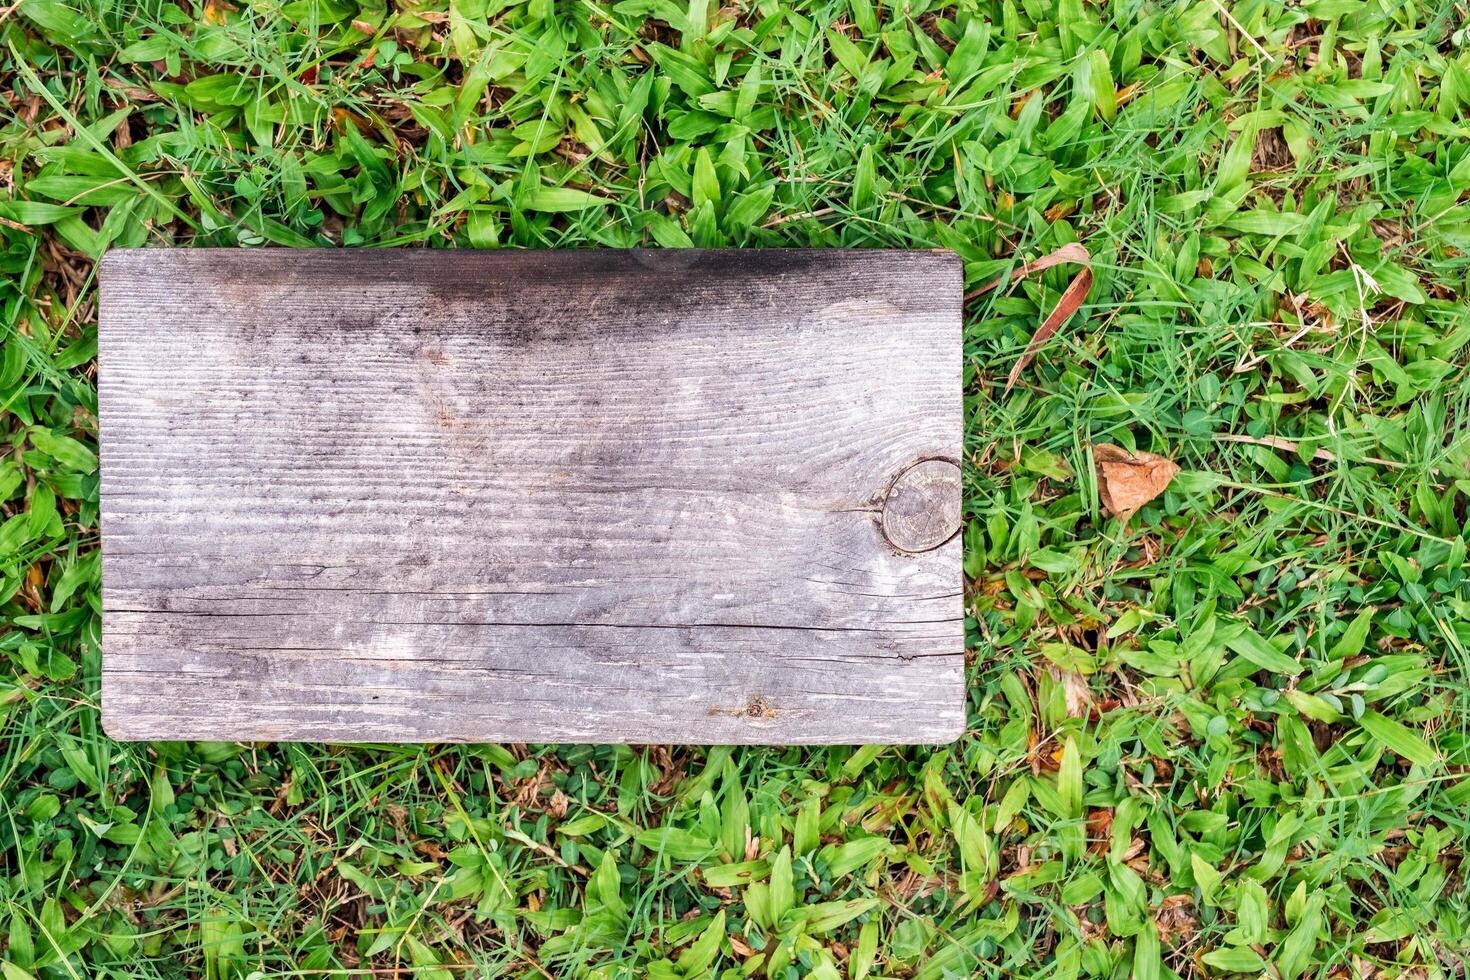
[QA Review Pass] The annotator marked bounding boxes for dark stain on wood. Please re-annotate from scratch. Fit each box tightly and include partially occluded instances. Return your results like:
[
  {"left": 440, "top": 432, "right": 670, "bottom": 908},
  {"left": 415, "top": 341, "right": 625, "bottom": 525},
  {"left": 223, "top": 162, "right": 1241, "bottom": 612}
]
[{"left": 97, "top": 248, "right": 964, "bottom": 744}]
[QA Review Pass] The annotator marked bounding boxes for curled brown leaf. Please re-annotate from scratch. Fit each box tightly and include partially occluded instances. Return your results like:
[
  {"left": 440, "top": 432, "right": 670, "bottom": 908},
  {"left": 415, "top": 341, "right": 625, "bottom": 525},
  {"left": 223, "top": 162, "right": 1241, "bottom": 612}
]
[{"left": 1093, "top": 444, "right": 1179, "bottom": 520}]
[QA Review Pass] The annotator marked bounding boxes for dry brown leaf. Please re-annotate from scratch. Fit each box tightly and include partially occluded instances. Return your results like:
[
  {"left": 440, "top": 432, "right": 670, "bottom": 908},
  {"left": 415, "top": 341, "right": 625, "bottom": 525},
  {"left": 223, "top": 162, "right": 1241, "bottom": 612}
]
[
  {"left": 964, "top": 241, "right": 1090, "bottom": 302},
  {"left": 1004, "top": 266, "right": 1091, "bottom": 394},
  {"left": 963, "top": 242, "right": 1093, "bottom": 394},
  {"left": 1053, "top": 666, "right": 1093, "bottom": 719},
  {"left": 1086, "top": 808, "right": 1113, "bottom": 856},
  {"left": 1093, "top": 444, "right": 1179, "bottom": 520}
]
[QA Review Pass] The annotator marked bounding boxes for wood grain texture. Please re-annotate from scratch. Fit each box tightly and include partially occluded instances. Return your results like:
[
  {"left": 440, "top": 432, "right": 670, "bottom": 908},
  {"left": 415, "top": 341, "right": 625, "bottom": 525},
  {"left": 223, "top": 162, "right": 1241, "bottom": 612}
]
[{"left": 98, "top": 249, "right": 965, "bottom": 744}]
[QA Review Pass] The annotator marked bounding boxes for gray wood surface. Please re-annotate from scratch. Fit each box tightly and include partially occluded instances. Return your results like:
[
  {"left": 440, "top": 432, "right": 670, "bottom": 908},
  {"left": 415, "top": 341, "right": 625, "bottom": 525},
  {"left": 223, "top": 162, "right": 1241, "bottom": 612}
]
[{"left": 98, "top": 249, "right": 965, "bottom": 744}]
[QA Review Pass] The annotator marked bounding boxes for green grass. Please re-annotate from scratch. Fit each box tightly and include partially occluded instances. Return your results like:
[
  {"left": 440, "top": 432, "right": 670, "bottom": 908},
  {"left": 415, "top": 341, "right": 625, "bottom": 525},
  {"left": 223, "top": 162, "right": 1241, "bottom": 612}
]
[{"left": 3, "top": 0, "right": 1470, "bottom": 976}]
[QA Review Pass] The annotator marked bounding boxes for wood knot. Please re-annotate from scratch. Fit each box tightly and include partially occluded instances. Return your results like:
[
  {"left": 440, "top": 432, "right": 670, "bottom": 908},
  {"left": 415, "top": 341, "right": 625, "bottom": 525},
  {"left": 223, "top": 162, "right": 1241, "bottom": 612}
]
[
  {"left": 707, "top": 695, "right": 779, "bottom": 719},
  {"left": 743, "top": 695, "right": 775, "bottom": 718},
  {"left": 880, "top": 458, "right": 962, "bottom": 553}
]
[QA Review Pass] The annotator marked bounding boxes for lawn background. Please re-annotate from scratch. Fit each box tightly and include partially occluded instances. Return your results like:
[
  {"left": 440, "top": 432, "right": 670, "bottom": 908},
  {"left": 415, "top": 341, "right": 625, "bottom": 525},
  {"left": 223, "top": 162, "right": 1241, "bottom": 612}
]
[{"left": 3, "top": 0, "right": 1470, "bottom": 976}]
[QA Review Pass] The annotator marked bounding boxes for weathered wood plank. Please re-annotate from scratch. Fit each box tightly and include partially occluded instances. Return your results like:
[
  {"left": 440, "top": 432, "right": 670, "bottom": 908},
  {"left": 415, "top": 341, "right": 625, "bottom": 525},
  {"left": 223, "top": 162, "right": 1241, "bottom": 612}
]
[{"left": 98, "top": 249, "right": 965, "bottom": 743}]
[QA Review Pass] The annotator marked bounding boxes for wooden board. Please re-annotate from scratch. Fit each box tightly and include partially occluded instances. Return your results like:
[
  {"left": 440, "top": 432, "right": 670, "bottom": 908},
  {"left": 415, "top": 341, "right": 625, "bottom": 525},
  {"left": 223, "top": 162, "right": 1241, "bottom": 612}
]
[{"left": 98, "top": 249, "right": 965, "bottom": 744}]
